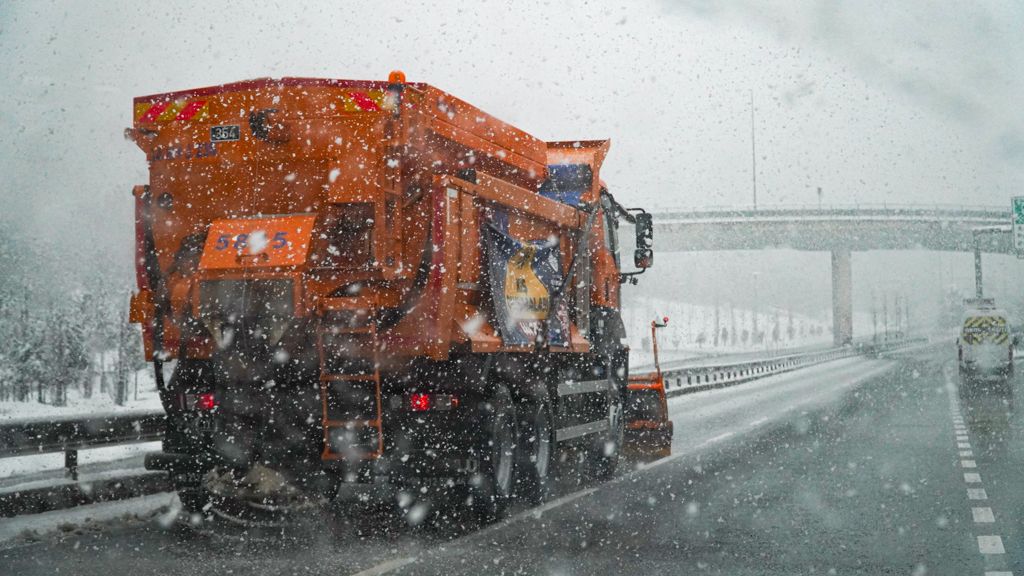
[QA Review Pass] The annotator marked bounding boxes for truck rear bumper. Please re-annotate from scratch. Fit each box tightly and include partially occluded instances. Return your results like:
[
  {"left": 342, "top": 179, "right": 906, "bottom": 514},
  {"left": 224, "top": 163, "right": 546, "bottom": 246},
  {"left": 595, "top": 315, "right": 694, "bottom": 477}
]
[{"left": 959, "top": 362, "right": 1013, "bottom": 379}]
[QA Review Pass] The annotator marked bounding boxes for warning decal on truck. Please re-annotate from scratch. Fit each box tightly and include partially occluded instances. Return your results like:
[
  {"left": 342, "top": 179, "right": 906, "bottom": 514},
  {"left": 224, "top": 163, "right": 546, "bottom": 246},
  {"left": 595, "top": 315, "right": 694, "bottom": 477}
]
[
  {"left": 484, "top": 220, "right": 568, "bottom": 347},
  {"left": 962, "top": 316, "right": 1009, "bottom": 345}
]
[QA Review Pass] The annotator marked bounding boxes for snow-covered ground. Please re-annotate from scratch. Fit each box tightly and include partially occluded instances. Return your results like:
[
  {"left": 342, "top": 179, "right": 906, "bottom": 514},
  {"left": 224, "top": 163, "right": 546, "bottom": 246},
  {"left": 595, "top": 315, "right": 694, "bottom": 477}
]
[
  {"left": 0, "top": 365, "right": 163, "bottom": 481},
  {"left": 0, "top": 492, "right": 177, "bottom": 548},
  {"left": 0, "top": 367, "right": 161, "bottom": 424},
  {"left": 622, "top": 297, "right": 841, "bottom": 367}
]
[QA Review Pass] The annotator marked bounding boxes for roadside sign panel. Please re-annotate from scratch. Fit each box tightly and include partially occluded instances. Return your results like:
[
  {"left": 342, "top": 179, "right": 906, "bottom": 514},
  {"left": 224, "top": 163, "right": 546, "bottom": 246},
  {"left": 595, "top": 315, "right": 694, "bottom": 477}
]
[{"left": 1013, "top": 197, "right": 1024, "bottom": 258}]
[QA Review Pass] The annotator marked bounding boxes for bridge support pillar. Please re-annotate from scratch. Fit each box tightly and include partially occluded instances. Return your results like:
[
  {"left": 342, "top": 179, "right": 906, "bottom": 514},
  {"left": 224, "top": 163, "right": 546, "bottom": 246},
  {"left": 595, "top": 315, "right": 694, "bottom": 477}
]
[{"left": 831, "top": 249, "right": 853, "bottom": 345}]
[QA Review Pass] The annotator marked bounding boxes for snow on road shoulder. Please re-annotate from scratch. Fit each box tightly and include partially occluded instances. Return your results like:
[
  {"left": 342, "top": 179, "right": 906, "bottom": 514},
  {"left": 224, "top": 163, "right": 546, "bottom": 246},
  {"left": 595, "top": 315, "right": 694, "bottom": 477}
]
[
  {"left": 0, "top": 492, "right": 177, "bottom": 549},
  {"left": 0, "top": 369, "right": 162, "bottom": 424}
]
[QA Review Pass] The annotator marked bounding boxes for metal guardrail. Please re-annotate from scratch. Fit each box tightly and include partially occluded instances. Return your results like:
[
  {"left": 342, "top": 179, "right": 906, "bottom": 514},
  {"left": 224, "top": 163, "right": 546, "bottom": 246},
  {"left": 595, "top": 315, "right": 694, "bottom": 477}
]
[
  {"left": 653, "top": 203, "right": 1007, "bottom": 219},
  {"left": 661, "top": 337, "right": 927, "bottom": 396},
  {"left": 0, "top": 412, "right": 165, "bottom": 459},
  {"left": 0, "top": 412, "right": 167, "bottom": 517}
]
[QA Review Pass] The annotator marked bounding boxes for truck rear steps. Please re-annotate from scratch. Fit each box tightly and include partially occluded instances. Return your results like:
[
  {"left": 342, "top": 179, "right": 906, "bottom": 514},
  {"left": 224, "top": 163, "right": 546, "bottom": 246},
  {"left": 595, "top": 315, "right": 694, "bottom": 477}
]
[{"left": 318, "top": 297, "right": 383, "bottom": 461}]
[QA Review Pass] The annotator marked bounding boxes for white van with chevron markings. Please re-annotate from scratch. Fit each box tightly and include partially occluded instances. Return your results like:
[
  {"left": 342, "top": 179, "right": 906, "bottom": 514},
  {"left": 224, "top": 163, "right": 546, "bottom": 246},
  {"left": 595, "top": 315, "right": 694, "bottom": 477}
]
[{"left": 957, "top": 299, "right": 1014, "bottom": 382}]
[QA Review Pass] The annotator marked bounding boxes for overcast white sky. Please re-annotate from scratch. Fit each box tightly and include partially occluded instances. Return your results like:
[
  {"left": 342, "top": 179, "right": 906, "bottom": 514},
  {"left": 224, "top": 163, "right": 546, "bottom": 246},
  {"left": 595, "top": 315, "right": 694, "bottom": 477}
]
[{"left": 2, "top": 0, "right": 1022, "bottom": 318}]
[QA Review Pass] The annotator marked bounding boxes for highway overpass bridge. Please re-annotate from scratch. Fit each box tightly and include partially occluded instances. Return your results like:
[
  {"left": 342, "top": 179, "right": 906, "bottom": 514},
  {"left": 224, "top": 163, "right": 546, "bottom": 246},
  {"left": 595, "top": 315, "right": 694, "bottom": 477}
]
[{"left": 652, "top": 204, "right": 1013, "bottom": 344}]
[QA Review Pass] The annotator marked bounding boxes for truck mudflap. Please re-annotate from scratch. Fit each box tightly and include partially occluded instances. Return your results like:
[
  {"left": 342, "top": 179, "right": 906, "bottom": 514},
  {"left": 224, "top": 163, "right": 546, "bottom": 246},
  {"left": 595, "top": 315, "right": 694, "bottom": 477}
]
[
  {"left": 624, "top": 420, "right": 673, "bottom": 459},
  {"left": 623, "top": 371, "right": 673, "bottom": 459}
]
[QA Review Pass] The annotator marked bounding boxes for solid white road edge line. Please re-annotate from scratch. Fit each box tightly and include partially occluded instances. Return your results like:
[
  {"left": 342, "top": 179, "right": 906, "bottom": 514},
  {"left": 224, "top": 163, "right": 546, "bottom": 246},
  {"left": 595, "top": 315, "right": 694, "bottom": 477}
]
[{"left": 347, "top": 556, "right": 417, "bottom": 576}]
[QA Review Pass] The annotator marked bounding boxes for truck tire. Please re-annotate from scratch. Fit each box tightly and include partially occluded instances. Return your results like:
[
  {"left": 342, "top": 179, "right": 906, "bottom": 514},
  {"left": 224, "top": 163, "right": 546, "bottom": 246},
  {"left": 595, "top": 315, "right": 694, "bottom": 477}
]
[
  {"left": 516, "top": 399, "right": 553, "bottom": 504},
  {"left": 470, "top": 385, "right": 517, "bottom": 522},
  {"left": 587, "top": 386, "right": 623, "bottom": 481},
  {"left": 177, "top": 486, "right": 213, "bottom": 516},
  {"left": 170, "top": 468, "right": 217, "bottom": 518}
]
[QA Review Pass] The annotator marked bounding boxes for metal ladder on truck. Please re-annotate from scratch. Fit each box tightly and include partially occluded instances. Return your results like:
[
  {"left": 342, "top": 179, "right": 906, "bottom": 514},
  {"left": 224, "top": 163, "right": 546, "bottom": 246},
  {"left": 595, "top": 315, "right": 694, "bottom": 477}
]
[{"left": 317, "top": 296, "right": 384, "bottom": 461}]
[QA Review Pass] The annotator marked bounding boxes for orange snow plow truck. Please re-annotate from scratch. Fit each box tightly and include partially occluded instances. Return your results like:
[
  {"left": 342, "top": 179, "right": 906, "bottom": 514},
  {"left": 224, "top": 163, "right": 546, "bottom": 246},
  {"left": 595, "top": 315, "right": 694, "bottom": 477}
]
[{"left": 127, "top": 71, "right": 664, "bottom": 522}]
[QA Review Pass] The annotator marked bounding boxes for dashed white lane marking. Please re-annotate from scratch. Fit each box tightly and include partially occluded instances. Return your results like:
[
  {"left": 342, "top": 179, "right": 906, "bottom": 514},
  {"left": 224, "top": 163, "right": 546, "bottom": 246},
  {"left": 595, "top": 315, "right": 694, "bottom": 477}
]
[
  {"left": 949, "top": 381, "right": 1012, "bottom": 575},
  {"left": 748, "top": 417, "right": 769, "bottom": 427},
  {"left": 948, "top": 378, "right": 1013, "bottom": 576},
  {"left": 978, "top": 535, "right": 1006, "bottom": 555},
  {"left": 347, "top": 556, "right": 416, "bottom": 576},
  {"left": 972, "top": 507, "right": 995, "bottom": 523}
]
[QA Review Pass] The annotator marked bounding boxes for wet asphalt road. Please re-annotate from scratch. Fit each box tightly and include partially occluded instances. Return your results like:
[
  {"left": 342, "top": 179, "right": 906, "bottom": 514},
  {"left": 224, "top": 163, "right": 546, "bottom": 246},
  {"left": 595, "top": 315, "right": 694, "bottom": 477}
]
[{"left": 2, "top": 345, "right": 1022, "bottom": 575}]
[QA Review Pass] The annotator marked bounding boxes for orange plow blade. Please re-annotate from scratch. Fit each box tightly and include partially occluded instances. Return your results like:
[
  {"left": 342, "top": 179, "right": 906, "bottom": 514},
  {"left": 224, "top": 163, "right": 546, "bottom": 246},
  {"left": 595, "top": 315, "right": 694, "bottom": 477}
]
[{"left": 624, "top": 371, "right": 673, "bottom": 459}]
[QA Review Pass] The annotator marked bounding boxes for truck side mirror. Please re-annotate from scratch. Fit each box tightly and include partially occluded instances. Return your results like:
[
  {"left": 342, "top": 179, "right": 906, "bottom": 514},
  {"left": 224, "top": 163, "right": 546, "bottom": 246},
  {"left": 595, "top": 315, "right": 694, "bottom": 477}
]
[{"left": 634, "top": 212, "right": 654, "bottom": 269}]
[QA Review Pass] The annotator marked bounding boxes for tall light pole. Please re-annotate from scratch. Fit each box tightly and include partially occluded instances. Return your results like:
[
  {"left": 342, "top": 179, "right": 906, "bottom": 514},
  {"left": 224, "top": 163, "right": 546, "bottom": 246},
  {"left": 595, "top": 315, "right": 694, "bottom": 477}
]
[
  {"left": 883, "top": 293, "right": 889, "bottom": 341},
  {"left": 750, "top": 90, "right": 757, "bottom": 210},
  {"left": 904, "top": 293, "right": 911, "bottom": 337},
  {"left": 974, "top": 234, "right": 984, "bottom": 299},
  {"left": 971, "top": 226, "right": 1008, "bottom": 300},
  {"left": 871, "top": 290, "right": 878, "bottom": 344},
  {"left": 752, "top": 271, "right": 760, "bottom": 348}
]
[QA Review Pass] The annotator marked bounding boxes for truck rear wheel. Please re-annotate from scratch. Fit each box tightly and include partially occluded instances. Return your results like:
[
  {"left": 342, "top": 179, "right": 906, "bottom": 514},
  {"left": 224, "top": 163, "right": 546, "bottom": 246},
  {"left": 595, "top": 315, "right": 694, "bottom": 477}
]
[
  {"left": 177, "top": 485, "right": 214, "bottom": 516},
  {"left": 470, "top": 385, "right": 517, "bottom": 521},
  {"left": 516, "top": 399, "right": 553, "bottom": 504}
]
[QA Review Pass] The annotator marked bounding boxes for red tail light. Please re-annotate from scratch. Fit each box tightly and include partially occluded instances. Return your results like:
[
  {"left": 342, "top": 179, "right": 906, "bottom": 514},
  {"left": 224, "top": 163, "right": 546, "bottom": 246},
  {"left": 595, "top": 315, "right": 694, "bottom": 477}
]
[
  {"left": 409, "top": 393, "right": 431, "bottom": 412},
  {"left": 195, "top": 392, "right": 217, "bottom": 411},
  {"left": 407, "top": 393, "right": 458, "bottom": 412}
]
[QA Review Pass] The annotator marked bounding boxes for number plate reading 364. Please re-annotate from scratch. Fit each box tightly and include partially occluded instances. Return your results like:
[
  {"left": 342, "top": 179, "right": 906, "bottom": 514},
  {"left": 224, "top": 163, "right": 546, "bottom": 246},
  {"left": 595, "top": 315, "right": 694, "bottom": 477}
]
[{"left": 210, "top": 125, "right": 240, "bottom": 142}]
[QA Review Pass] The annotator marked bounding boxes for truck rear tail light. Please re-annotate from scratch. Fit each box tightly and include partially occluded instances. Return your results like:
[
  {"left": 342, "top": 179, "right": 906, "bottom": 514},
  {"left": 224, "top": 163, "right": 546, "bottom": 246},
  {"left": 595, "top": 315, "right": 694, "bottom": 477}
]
[
  {"left": 194, "top": 392, "right": 217, "bottom": 411},
  {"left": 409, "top": 393, "right": 431, "bottom": 412},
  {"left": 408, "top": 393, "right": 458, "bottom": 412}
]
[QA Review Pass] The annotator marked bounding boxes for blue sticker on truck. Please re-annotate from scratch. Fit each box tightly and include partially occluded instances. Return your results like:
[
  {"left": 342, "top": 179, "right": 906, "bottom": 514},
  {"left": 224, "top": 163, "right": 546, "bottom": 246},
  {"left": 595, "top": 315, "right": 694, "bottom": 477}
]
[
  {"left": 151, "top": 142, "right": 217, "bottom": 162},
  {"left": 483, "top": 220, "right": 569, "bottom": 347}
]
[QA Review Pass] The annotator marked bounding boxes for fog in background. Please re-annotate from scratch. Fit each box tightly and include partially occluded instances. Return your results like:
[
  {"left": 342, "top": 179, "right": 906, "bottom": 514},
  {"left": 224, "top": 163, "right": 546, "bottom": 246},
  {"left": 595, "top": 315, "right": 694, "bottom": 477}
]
[{"left": 2, "top": 0, "right": 1023, "bottom": 327}]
